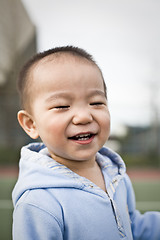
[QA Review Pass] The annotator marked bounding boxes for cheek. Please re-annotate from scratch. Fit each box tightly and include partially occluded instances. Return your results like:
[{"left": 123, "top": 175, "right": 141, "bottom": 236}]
[
  {"left": 45, "top": 118, "right": 67, "bottom": 139},
  {"left": 100, "top": 112, "right": 110, "bottom": 134}
]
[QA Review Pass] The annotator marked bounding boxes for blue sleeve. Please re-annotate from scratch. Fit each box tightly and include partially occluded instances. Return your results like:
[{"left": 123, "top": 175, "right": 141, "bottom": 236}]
[
  {"left": 124, "top": 174, "right": 160, "bottom": 240},
  {"left": 13, "top": 202, "right": 64, "bottom": 240}
]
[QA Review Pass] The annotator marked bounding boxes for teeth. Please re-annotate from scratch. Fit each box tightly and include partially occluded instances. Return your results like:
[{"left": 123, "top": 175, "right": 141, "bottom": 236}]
[
  {"left": 74, "top": 133, "right": 92, "bottom": 140},
  {"left": 77, "top": 134, "right": 90, "bottom": 138},
  {"left": 69, "top": 133, "right": 95, "bottom": 141}
]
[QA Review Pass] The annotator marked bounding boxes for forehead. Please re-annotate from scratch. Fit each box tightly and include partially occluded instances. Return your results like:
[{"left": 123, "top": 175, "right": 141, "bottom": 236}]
[{"left": 31, "top": 54, "right": 103, "bottom": 88}]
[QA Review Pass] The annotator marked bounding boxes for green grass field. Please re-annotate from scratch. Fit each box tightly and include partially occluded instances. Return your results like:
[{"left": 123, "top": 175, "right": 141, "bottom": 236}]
[
  {"left": 0, "top": 177, "right": 160, "bottom": 240},
  {"left": 132, "top": 180, "right": 160, "bottom": 212},
  {"left": 0, "top": 177, "right": 17, "bottom": 240}
]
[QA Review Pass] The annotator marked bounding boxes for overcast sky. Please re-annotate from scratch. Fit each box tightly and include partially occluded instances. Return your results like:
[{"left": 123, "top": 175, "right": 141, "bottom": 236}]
[{"left": 22, "top": 0, "right": 160, "bottom": 134}]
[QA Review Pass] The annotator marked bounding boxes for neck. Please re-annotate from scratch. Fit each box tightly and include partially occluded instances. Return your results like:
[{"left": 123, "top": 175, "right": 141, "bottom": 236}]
[{"left": 50, "top": 153, "right": 97, "bottom": 172}]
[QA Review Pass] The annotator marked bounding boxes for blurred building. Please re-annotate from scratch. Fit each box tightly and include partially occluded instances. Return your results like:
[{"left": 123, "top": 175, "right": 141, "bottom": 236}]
[
  {"left": 120, "top": 126, "right": 158, "bottom": 154},
  {"left": 0, "top": 0, "right": 36, "bottom": 148},
  {"left": 120, "top": 125, "right": 160, "bottom": 166}
]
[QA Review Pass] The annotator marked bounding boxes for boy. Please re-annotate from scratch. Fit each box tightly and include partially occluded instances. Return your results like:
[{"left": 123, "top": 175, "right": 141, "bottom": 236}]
[{"left": 12, "top": 46, "right": 160, "bottom": 240}]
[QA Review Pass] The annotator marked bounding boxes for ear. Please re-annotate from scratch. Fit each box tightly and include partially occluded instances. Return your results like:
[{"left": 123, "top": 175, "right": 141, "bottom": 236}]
[{"left": 17, "top": 110, "right": 39, "bottom": 139}]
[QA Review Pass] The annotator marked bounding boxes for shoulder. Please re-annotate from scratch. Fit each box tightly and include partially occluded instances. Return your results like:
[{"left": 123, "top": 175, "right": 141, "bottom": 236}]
[
  {"left": 13, "top": 188, "right": 64, "bottom": 239},
  {"left": 14, "top": 188, "right": 64, "bottom": 226}
]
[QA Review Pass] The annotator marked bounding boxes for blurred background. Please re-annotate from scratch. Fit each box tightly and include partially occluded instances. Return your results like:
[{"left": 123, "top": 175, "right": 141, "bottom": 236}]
[{"left": 0, "top": 0, "right": 160, "bottom": 239}]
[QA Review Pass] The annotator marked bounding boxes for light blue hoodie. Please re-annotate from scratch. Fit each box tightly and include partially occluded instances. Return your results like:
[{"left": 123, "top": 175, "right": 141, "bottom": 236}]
[{"left": 12, "top": 143, "right": 160, "bottom": 240}]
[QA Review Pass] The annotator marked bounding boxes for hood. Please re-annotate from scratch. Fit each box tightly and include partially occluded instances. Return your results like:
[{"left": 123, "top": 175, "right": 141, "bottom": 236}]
[{"left": 12, "top": 142, "right": 126, "bottom": 207}]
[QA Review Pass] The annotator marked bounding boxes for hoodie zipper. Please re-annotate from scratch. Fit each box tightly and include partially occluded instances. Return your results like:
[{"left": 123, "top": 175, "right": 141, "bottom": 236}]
[{"left": 106, "top": 190, "right": 126, "bottom": 238}]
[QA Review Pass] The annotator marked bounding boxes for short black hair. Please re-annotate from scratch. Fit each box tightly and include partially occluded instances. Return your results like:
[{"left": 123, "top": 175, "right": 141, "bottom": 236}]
[{"left": 17, "top": 46, "right": 107, "bottom": 110}]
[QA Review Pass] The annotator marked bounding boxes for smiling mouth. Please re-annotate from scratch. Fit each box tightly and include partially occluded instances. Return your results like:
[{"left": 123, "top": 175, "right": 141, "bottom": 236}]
[{"left": 68, "top": 133, "right": 95, "bottom": 141}]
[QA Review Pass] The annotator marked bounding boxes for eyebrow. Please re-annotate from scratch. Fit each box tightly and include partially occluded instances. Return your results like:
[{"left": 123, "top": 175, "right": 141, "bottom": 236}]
[
  {"left": 45, "top": 92, "right": 73, "bottom": 103},
  {"left": 87, "top": 89, "right": 106, "bottom": 98}
]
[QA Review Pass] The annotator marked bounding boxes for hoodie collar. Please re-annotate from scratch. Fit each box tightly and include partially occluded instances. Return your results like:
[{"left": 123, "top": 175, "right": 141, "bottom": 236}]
[{"left": 23, "top": 142, "right": 126, "bottom": 181}]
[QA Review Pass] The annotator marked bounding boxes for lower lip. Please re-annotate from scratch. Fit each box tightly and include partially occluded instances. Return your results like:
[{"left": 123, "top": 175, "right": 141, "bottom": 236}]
[{"left": 70, "top": 135, "right": 95, "bottom": 145}]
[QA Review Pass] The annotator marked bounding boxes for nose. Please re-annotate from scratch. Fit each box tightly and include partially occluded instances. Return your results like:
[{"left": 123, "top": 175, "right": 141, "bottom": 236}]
[{"left": 72, "top": 107, "right": 93, "bottom": 125}]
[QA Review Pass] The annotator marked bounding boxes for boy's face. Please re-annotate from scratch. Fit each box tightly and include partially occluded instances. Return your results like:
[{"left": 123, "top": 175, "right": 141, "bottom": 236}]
[{"left": 26, "top": 57, "right": 110, "bottom": 163}]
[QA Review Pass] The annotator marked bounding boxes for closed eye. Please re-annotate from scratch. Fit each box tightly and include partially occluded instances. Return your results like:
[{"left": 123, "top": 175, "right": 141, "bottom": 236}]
[
  {"left": 54, "top": 106, "right": 70, "bottom": 109},
  {"left": 90, "top": 102, "right": 104, "bottom": 106}
]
